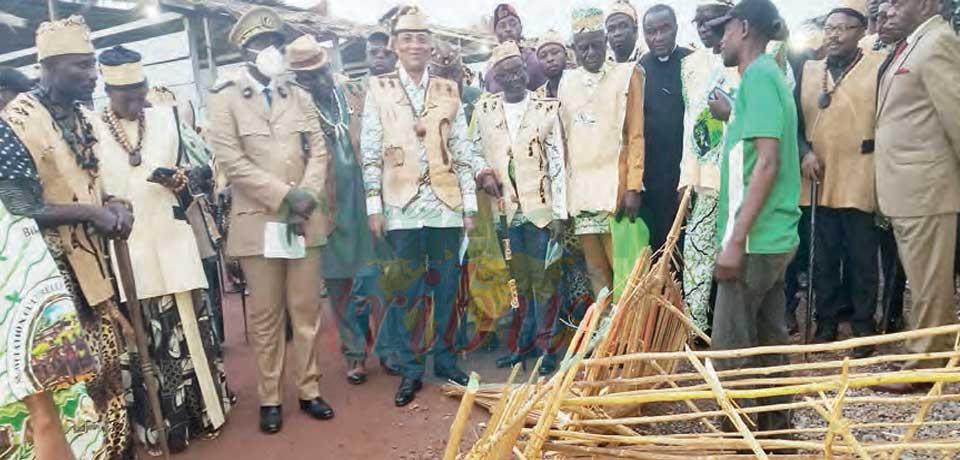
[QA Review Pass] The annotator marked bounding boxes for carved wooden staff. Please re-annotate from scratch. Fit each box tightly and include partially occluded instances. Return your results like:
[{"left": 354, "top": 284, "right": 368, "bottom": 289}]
[
  {"left": 497, "top": 198, "right": 520, "bottom": 310},
  {"left": 114, "top": 239, "right": 171, "bottom": 460}
]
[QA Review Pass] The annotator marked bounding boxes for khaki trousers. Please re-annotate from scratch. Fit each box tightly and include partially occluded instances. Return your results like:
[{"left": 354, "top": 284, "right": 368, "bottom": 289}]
[
  {"left": 240, "top": 249, "right": 323, "bottom": 405},
  {"left": 579, "top": 233, "right": 614, "bottom": 298},
  {"left": 890, "top": 214, "right": 958, "bottom": 369}
]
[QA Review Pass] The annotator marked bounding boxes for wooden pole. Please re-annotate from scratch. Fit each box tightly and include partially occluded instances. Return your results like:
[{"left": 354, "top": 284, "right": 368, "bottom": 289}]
[{"left": 114, "top": 240, "right": 171, "bottom": 460}]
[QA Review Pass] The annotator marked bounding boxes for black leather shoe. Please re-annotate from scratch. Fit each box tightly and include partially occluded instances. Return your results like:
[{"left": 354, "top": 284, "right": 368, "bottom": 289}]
[
  {"left": 380, "top": 358, "right": 400, "bottom": 376},
  {"left": 299, "top": 398, "right": 335, "bottom": 420},
  {"left": 395, "top": 378, "right": 422, "bottom": 407},
  {"left": 434, "top": 364, "right": 469, "bottom": 386},
  {"left": 259, "top": 406, "right": 282, "bottom": 434},
  {"left": 539, "top": 353, "right": 558, "bottom": 376},
  {"left": 495, "top": 353, "right": 527, "bottom": 369}
]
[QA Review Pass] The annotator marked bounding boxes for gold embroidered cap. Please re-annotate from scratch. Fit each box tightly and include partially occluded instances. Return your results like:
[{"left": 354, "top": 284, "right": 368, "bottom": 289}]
[
  {"left": 286, "top": 34, "right": 329, "bottom": 71},
  {"left": 572, "top": 7, "right": 605, "bottom": 35},
  {"left": 99, "top": 45, "right": 146, "bottom": 88},
  {"left": 537, "top": 29, "right": 567, "bottom": 53},
  {"left": 36, "top": 15, "right": 95, "bottom": 61},
  {"left": 229, "top": 6, "right": 284, "bottom": 48},
  {"left": 393, "top": 6, "right": 430, "bottom": 34},
  {"left": 605, "top": 0, "right": 637, "bottom": 24},
  {"left": 489, "top": 41, "right": 522, "bottom": 70}
]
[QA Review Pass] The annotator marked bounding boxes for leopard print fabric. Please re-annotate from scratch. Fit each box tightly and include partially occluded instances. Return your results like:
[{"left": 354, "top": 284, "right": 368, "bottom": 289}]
[{"left": 44, "top": 231, "right": 132, "bottom": 460}]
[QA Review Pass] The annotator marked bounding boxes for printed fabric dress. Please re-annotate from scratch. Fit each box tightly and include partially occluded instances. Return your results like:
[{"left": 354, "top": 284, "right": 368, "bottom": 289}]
[{"left": 0, "top": 119, "right": 107, "bottom": 460}]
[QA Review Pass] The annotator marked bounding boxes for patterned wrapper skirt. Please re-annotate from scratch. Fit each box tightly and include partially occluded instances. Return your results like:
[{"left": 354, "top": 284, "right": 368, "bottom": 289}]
[{"left": 122, "top": 291, "right": 232, "bottom": 454}]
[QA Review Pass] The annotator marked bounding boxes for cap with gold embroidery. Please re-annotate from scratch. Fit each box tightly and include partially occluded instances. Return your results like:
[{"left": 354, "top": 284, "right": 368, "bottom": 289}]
[
  {"left": 605, "top": 0, "right": 637, "bottom": 24},
  {"left": 36, "top": 15, "right": 95, "bottom": 61},
  {"left": 229, "top": 6, "right": 284, "bottom": 48},
  {"left": 493, "top": 4, "right": 520, "bottom": 29},
  {"left": 393, "top": 6, "right": 430, "bottom": 34},
  {"left": 537, "top": 29, "right": 567, "bottom": 53},
  {"left": 489, "top": 41, "right": 522, "bottom": 70},
  {"left": 286, "top": 34, "right": 329, "bottom": 72},
  {"left": 572, "top": 7, "right": 605, "bottom": 35},
  {"left": 99, "top": 45, "right": 146, "bottom": 89}
]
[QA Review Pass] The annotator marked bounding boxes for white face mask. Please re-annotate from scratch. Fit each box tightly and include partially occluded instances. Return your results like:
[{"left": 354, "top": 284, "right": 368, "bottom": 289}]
[{"left": 253, "top": 46, "right": 285, "bottom": 79}]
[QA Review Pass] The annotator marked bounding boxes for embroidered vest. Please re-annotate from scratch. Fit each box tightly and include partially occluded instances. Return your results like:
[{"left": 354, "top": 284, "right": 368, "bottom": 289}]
[
  {"left": 2, "top": 94, "right": 115, "bottom": 306},
  {"left": 558, "top": 63, "right": 635, "bottom": 215},
  {"left": 367, "top": 72, "right": 463, "bottom": 209},
  {"left": 474, "top": 93, "right": 560, "bottom": 228},
  {"left": 799, "top": 53, "right": 884, "bottom": 212}
]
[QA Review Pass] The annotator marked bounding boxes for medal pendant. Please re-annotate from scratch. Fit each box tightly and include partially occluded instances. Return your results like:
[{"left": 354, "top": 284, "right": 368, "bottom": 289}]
[
  {"left": 129, "top": 153, "right": 142, "bottom": 167},
  {"left": 818, "top": 92, "right": 832, "bottom": 109},
  {"left": 414, "top": 121, "right": 427, "bottom": 138}
]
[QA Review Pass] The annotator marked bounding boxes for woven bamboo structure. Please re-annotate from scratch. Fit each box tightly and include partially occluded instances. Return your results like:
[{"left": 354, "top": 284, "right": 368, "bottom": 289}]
[{"left": 445, "top": 188, "right": 960, "bottom": 459}]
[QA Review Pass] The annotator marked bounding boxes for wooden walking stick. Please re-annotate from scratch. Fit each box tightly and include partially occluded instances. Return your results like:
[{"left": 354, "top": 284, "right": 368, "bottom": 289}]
[
  {"left": 114, "top": 239, "right": 171, "bottom": 460},
  {"left": 805, "top": 181, "right": 819, "bottom": 358}
]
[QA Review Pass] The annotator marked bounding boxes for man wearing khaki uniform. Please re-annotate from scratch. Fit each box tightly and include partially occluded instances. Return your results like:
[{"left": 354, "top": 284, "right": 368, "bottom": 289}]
[
  {"left": 873, "top": 3, "right": 960, "bottom": 392},
  {"left": 207, "top": 7, "right": 334, "bottom": 432}
]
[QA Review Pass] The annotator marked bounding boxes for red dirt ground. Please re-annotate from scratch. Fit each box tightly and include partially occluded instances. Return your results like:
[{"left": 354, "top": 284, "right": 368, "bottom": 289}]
[{"left": 160, "top": 292, "right": 486, "bottom": 460}]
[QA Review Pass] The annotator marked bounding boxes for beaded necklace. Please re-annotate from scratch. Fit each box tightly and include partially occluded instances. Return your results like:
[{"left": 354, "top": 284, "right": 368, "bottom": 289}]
[
  {"left": 33, "top": 89, "right": 99, "bottom": 172},
  {"left": 818, "top": 49, "right": 864, "bottom": 109},
  {"left": 102, "top": 108, "right": 146, "bottom": 166},
  {"left": 315, "top": 87, "right": 348, "bottom": 140}
]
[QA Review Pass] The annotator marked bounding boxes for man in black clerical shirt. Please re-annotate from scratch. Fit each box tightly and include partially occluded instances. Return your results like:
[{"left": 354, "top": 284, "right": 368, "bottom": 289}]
[{"left": 639, "top": 4, "right": 692, "bottom": 254}]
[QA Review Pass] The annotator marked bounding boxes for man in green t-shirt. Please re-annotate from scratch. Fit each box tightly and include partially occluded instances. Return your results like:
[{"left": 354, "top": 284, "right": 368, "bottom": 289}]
[{"left": 706, "top": 0, "right": 801, "bottom": 435}]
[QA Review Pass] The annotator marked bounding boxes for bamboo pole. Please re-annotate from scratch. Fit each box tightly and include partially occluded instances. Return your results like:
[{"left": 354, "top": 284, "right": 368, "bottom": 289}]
[
  {"left": 889, "top": 346, "right": 960, "bottom": 460},
  {"left": 686, "top": 353, "right": 768, "bottom": 459},
  {"left": 563, "top": 372, "right": 960, "bottom": 407},
  {"left": 444, "top": 373, "right": 479, "bottom": 460},
  {"left": 565, "top": 393, "right": 960, "bottom": 427},
  {"left": 807, "top": 396, "right": 872, "bottom": 460},
  {"left": 582, "top": 325, "right": 960, "bottom": 367},
  {"left": 573, "top": 366, "right": 960, "bottom": 396},
  {"left": 523, "top": 295, "right": 608, "bottom": 458},
  {"left": 573, "top": 350, "right": 960, "bottom": 389}
]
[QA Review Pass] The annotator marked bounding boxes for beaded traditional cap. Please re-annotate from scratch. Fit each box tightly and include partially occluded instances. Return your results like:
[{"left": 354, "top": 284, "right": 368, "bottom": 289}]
[
  {"left": 36, "top": 15, "right": 94, "bottom": 61},
  {"left": 572, "top": 7, "right": 605, "bottom": 35},
  {"left": 537, "top": 29, "right": 567, "bottom": 52},
  {"left": 490, "top": 41, "right": 522, "bottom": 70},
  {"left": 605, "top": 0, "right": 637, "bottom": 24}
]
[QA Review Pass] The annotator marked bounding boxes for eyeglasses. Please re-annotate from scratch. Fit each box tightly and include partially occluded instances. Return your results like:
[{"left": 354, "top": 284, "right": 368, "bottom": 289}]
[{"left": 823, "top": 24, "right": 864, "bottom": 35}]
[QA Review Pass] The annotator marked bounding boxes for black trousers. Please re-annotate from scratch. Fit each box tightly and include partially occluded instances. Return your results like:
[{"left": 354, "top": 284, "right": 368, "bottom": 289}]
[{"left": 813, "top": 208, "right": 878, "bottom": 336}]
